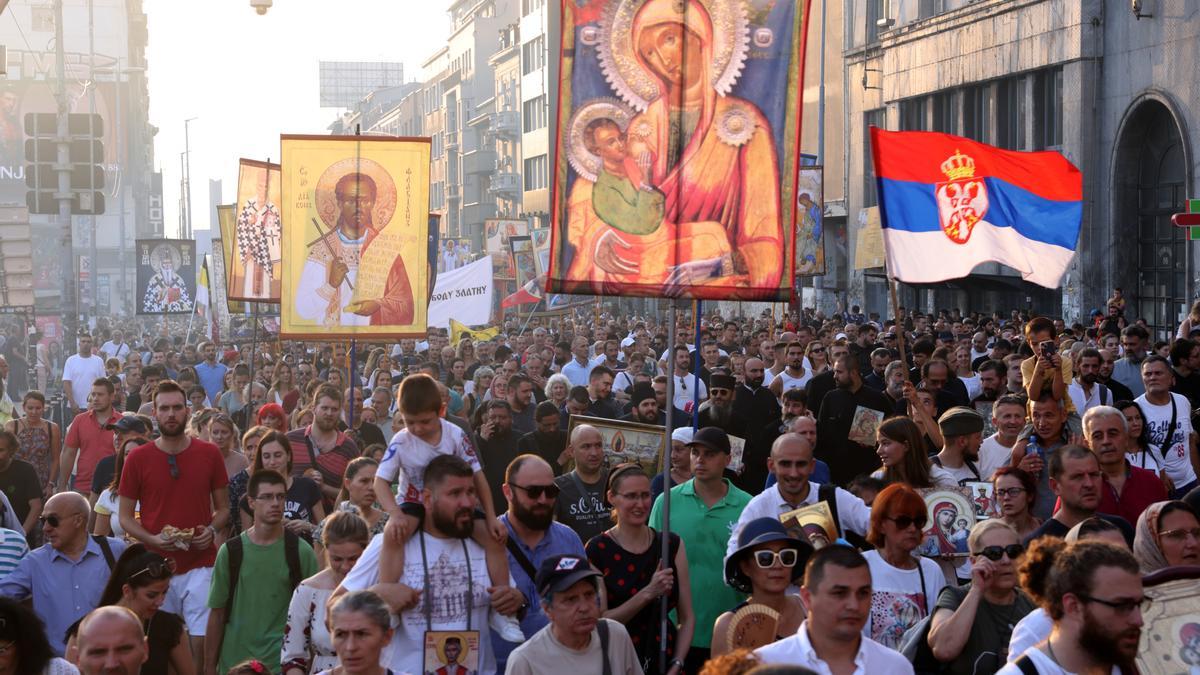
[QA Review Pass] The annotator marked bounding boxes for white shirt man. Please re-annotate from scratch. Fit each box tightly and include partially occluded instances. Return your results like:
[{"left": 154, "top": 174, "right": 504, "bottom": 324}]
[{"left": 62, "top": 337, "right": 106, "bottom": 412}]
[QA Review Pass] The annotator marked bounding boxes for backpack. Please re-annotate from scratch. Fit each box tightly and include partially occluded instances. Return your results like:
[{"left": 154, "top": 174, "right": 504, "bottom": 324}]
[
  {"left": 92, "top": 535, "right": 116, "bottom": 569},
  {"left": 223, "top": 531, "right": 303, "bottom": 624}
]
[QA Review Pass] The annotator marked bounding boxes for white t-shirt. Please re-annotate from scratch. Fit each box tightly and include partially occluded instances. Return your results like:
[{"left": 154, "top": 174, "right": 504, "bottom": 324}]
[
  {"left": 775, "top": 369, "right": 812, "bottom": 395},
  {"left": 961, "top": 374, "right": 982, "bottom": 402},
  {"left": 979, "top": 434, "right": 1015, "bottom": 481},
  {"left": 1007, "top": 607, "right": 1051, "bottom": 664},
  {"left": 100, "top": 341, "right": 130, "bottom": 359},
  {"left": 62, "top": 354, "right": 106, "bottom": 409},
  {"left": 672, "top": 373, "right": 706, "bottom": 412},
  {"left": 92, "top": 489, "right": 138, "bottom": 538},
  {"left": 341, "top": 532, "right": 500, "bottom": 675},
  {"left": 1135, "top": 392, "right": 1198, "bottom": 488},
  {"left": 996, "top": 645, "right": 1120, "bottom": 674},
  {"left": 862, "top": 550, "right": 947, "bottom": 650},
  {"left": 377, "top": 420, "right": 482, "bottom": 503}
]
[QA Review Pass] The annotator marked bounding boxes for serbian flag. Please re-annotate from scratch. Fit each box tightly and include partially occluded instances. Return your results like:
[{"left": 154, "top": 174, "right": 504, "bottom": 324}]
[
  {"left": 870, "top": 127, "right": 1082, "bottom": 288},
  {"left": 501, "top": 275, "right": 544, "bottom": 309}
]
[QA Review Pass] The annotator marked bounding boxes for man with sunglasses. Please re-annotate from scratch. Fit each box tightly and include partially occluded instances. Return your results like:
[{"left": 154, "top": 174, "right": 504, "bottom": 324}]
[
  {"left": 118, "top": 380, "right": 231, "bottom": 673},
  {"left": 996, "top": 541, "right": 1145, "bottom": 675},
  {"left": 0, "top": 491, "right": 126, "bottom": 655},
  {"left": 493, "top": 455, "right": 586, "bottom": 671}
]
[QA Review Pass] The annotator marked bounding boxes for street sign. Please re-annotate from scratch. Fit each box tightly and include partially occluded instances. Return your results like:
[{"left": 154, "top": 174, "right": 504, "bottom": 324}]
[{"left": 1171, "top": 199, "right": 1200, "bottom": 241}]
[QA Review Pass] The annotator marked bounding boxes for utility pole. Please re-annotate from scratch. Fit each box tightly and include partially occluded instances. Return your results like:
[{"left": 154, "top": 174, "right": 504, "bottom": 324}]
[
  {"left": 54, "top": 0, "right": 78, "bottom": 348},
  {"left": 87, "top": 0, "right": 97, "bottom": 311},
  {"left": 184, "top": 117, "right": 196, "bottom": 239}
]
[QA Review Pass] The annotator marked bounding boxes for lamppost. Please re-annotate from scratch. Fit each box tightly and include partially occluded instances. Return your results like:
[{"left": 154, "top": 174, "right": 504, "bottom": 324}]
[{"left": 184, "top": 117, "right": 197, "bottom": 239}]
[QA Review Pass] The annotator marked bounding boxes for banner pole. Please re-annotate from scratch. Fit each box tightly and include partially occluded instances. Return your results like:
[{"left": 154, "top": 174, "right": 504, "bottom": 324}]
[
  {"left": 348, "top": 338, "right": 357, "bottom": 430},
  {"left": 890, "top": 277, "right": 907, "bottom": 366},
  {"left": 691, "top": 300, "right": 702, "bottom": 430},
  {"left": 659, "top": 299, "right": 676, "bottom": 675}
]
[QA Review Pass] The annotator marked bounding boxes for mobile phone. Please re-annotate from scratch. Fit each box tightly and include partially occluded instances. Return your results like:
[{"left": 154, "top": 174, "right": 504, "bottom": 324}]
[{"left": 1040, "top": 341, "right": 1055, "bottom": 359}]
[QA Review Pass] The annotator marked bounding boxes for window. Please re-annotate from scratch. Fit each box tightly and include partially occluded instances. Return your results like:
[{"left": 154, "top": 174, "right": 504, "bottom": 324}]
[
  {"left": 864, "top": 109, "right": 885, "bottom": 208},
  {"left": 932, "top": 91, "right": 957, "bottom": 134},
  {"left": 522, "top": 36, "right": 546, "bottom": 75},
  {"left": 1034, "top": 67, "right": 1063, "bottom": 149},
  {"left": 523, "top": 95, "right": 547, "bottom": 132},
  {"left": 522, "top": 0, "right": 545, "bottom": 15},
  {"left": 866, "top": 0, "right": 885, "bottom": 44},
  {"left": 962, "top": 84, "right": 992, "bottom": 143},
  {"left": 524, "top": 154, "right": 547, "bottom": 191},
  {"left": 899, "top": 97, "right": 927, "bottom": 131},
  {"left": 996, "top": 76, "right": 1026, "bottom": 150}
]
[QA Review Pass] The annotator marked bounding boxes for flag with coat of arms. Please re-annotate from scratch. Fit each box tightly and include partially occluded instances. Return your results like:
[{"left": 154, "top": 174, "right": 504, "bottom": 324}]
[{"left": 869, "top": 127, "right": 1082, "bottom": 288}]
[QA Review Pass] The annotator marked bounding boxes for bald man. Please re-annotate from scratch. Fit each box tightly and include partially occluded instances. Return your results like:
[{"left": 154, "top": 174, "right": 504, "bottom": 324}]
[
  {"left": 552, "top": 425, "right": 612, "bottom": 543},
  {"left": 76, "top": 606, "right": 149, "bottom": 675},
  {"left": 0, "top": 491, "right": 125, "bottom": 655}
]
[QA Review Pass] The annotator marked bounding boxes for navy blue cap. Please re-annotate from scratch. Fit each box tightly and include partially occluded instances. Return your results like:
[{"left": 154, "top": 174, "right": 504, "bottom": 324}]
[{"left": 724, "top": 517, "right": 813, "bottom": 593}]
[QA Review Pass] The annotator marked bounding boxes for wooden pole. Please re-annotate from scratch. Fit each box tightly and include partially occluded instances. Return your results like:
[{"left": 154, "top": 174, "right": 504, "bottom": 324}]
[{"left": 890, "top": 278, "right": 907, "bottom": 365}]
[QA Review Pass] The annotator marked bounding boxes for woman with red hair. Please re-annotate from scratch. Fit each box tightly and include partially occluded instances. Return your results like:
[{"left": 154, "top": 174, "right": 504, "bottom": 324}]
[
  {"left": 863, "top": 483, "right": 948, "bottom": 649},
  {"left": 256, "top": 402, "right": 288, "bottom": 432}
]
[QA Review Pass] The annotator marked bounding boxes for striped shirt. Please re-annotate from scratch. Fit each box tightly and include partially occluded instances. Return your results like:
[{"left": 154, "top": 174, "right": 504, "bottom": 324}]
[{"left": 0, "top": 528, "right": 29, "bottom": 580}]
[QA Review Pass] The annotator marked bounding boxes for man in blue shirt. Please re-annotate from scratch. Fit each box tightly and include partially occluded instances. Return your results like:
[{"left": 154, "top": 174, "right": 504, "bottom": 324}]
[
  {"left": 492, "top": 454, "right": 586, "bottom": 671},
  {"left": 193, "top": 341, "right": 229, "bottom": 405},
  {"left": 0, "top": 491, "right": 125, "bottom": 655}
]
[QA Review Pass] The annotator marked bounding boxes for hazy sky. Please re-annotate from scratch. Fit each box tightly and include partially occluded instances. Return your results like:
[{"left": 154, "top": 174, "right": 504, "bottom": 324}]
[{"left": 144, "top": 1, "right": 448, "bottom": 237}]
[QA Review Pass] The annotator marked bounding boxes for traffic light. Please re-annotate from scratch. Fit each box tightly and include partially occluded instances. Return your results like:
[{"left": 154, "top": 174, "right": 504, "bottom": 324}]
[{"left": 23, "top": 112, "right": 106, "bottom": 215}]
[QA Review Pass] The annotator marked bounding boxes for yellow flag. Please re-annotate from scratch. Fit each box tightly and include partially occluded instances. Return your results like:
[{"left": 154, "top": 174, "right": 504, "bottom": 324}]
[{"left": 450, "top": 318, "right": 499, "bottom": 345}]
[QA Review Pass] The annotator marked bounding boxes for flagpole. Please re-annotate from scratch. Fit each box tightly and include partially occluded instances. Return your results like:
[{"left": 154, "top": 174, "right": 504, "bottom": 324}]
[
  {"left": 889, "top": 277, "right": 907, "bottom": 366},
  {"left": 659, "top": 299, "right": 676, "bottom": 675},
  {"left": 184, "top": 294, "right": 197, "bottom": 345}
]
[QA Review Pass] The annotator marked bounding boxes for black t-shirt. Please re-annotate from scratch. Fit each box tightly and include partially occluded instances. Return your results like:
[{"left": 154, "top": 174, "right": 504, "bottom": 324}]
[
  {"left": 1023, "top": 513, "right": 1135, "bottom": 546},
  {"left": 67, "top": 610, "right": 185, "bottom": 675},
  {"left": 239, "top": 475, "right": 323, "bottom": 526},
  {"left": 1172, "top": 371, "right": 1200, "bottom": 410},
  {"left": 934, "top": 584, "right": 1037, "bottom": 674},
  {"left": 554, "top": 470, "right": 612, "bottom": 545},
  {"left": 814, "top": 385, "right": 893, "bottom": 486},
  {"left": 0, "top": 459, "right": 40, "bottom": 524},
  {"left": 516, "top": 430, "right": 568, "bottom": 476},
  {"left": 91, "top": 455, "right": 116, "bottom": 495}
]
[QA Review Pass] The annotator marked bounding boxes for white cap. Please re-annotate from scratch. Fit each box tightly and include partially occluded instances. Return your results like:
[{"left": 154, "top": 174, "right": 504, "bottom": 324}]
[{"left": 671, "top": 427, "right": 694, "bottom": 444}]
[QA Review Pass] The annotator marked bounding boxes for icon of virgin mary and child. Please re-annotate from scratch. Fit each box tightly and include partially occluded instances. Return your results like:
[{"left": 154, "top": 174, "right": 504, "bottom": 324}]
[{"left": 562, "top": 0, "right": 785, "bottom": 297}]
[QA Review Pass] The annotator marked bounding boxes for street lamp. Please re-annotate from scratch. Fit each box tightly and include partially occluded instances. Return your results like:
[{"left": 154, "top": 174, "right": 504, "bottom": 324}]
[{"left": 184, "top": 117, "right": 197, "bottom": 239}]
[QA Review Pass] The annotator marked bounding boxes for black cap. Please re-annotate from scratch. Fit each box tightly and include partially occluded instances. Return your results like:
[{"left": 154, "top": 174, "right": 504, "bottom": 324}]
[
  {"left": 709, "top": 374, "right": 736, "bottom": 391},
  {"left": 689, "top": 426, "right": 731, "bottom": 454},
  {"left": 630, "top": 383, "right": 656, "bottom": 407},
  {"left": 535, "top": 554, "right": 603, "bottom": 596},
  {"left": 106, "top": 416, "right": 148, "bottom": 434}
]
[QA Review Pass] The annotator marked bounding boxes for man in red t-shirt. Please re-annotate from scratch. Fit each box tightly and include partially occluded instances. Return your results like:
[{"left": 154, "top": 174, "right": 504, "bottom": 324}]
[
  {"left": 119, "top": 380, "right": 230, "bottom": 673},
  {"left": 60, "top": 378, "right": 122, "bottom": 494}
]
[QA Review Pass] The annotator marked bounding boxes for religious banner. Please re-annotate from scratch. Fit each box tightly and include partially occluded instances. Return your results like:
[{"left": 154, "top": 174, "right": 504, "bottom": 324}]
[
  {"left": 547, "top": 0, "right": 809, "bottom": 301},
  {"left": 795, "top": 166, "right": 824, "bottom": 276},
  {"left": 853, "top": 206, "right": 885, "bottom": 270},
  {"left": 280, "top": 135, "right": 432, "bottom": 339},
  {"left": 209, "top": 238, "right": 235, "bottom": 337},
  {"left": 509, "top": 235, "right": 537, "bottom": 290},
  {"left": 232, "top": 159, "right": 283, "bottom": 301},
  {"left": 215, "top": 205, "right": 247, "bottom": 314},
  {"left": 485, "top": 218, "right": 528, "bottom": 279},
  {"left": 135, "top": 239, "right": 197, "bottom": 315}
]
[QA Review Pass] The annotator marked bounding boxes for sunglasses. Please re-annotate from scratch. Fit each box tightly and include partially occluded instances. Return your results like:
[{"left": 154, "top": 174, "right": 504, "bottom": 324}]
[
  {"left": 167, "top": 454, "right": 180, "bottom": 480},
  {"left": 39, "top": 513, "right": 75, "bottom": 528},
  {"left": 753, "top": 548, "right": 800, "bottom": 569},
  {"left": 509, "top": 483, "right": 560, "bottom": 500},
  {"left": 128, "top": 556, "right": 177, "bottom": 581},
  {"left": 974, "top": 544, "right": 1025, "bottom": 561},
  {"left": 888, "top": 514, "right": 928, "bottom": 530}
]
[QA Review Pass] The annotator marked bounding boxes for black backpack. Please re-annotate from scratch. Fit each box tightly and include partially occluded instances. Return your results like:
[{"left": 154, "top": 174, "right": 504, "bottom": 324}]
[{"left": 223, "top": 531, "right": 303, "bottom": 624}]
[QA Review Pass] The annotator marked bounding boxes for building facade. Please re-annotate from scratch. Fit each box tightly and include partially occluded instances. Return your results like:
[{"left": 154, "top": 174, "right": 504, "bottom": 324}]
[{"left": 841, "top": 0, "right": 1199, "bottom": 338}]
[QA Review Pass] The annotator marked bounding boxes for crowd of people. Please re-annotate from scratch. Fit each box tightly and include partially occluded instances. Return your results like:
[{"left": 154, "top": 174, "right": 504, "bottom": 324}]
[{"left": 0, "top": 293, "right": 1199, "bottom": 675}]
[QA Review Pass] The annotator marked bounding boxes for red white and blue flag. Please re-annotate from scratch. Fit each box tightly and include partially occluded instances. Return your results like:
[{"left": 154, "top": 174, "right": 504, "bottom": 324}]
[{"left": 870, "top": 127, "right": 1082, "bottom": 288}]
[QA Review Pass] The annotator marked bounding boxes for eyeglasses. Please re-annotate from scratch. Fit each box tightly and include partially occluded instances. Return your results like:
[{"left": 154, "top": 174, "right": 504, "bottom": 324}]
[
  {"left": 753, "top": 548, "right": 800, "bottom": 569},
  {"left": 167, "top": 453, "right": 180, "bottom": 480},
  {"left": 888, "top": 514, "right": 928, "bottom": 530},
  {"left": 509, "top": 483, "right": 561, "bottom": 500},
  {"left": 973, "top": 544, "right": 1025, "bottom": 561},
  {"left": 1159, "top": 527, "right": 1200, "bottom": 543},
  {"left": 129, "top": 556, "right": 177, "bottom": 581},
  {"left": 995, "top": 487, "right": 1026, "bottom": 498},
  {"left": 1076, "top": 594, "right": 1151, "bottom": 615},
  {"left": 39, "top": 513, "right": 74, "bottom": 528}
]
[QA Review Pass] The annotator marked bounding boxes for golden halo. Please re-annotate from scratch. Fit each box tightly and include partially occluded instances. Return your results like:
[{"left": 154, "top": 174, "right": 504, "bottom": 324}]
[
  {"left": 435, "top": 632, "right": 470, "bottom": 664},
  {"left": 567, "top": 98, "right": 636, "bottom": 182},
  {"left": 314, "top": 157, "right": 398, "bottom": 232},
  {"left": 597, "top": 0, "right": 751, "bottom": 112}
]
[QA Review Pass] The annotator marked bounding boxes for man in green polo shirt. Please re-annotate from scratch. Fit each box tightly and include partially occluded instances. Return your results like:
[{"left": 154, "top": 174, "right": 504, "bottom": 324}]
[{"left": 650, "top": 426, "right": 751, "bottom": 672}]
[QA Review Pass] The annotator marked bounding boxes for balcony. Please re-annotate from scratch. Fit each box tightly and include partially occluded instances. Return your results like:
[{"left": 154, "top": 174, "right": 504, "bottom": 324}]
[
  {"left": 445, "top": 130, "right": 459, "bottom": 150},
  {"left": 494, "top": 110, "right": 520, "bottom": 138},
  {"left": 462, "top": 148, "right": 498, "bottom": 175},
  {"left": 447, "top": 183, "right": 461, "bottom": 201},
  {"left": 489, "top": 172, "right": 521, "bottom": 196}
]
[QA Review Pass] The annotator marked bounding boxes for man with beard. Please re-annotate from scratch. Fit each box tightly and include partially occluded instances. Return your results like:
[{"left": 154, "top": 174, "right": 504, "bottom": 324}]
[
  {"left": 117, "top": 380, "right": 229, "bottom": 670},
  {"left": 651, "top": 376, "right": 689, "bottom": 430},
  {"left": 1113, "top": 324, "right": 1150, "bottom": 398},
  {"left": 862, "top": 348, "right": 891, "bottom": 391},
  {"left": 619, "top": 382, "right": 667, "bottom": 427},
  {"left": 971, "top": 359, "right": 1007, "bottom": 436},
  {"left": 518, "top": 402, "right": 570, "bottom": 475},
  {"left": 997, "top": 541, "right": 1144, "bottom": 675},
  {"left": 1067, "top": 348, "right": 1111, "bottom": 415},
  {"left": 933, "top": 407, "right": 986, "bottom": 486},
  {"left": 508, "top": 374, "right": 538, "bottom": 436},
  {"left": 1170, "top": 337, "right": 1200, "bottom": 409},
  {"left": 1136, "top": 355, "right": 1200, "bottom": 498},
  {"left": 697, "top": 374, "right": 747, "bottom": 442},
  {"left": 803, "top": 341, "right": 851, "bottom": 418},
  {"left": 1083, "top": 405, "right": 1165, "bottom": 525},
  {"left": 1024, "top": 445, "right": 1134, "bottom": 545},
  {"left": 476, "top": 400, "right": 523, "bottom": 516},
  {"left": 728, "top": 433, "right": 870, "bottom": 558},
  {"left": 815, "top": 356, "right": 893, "bottom": 486},
  {"left": 493, "top": 455, "right": 587, "bottom": 670},
  {"left": 768, "top": 341, "right": 811, "bottom": 400},
  {"left": 287, "top": 385, "right": 359, "bottom": 502},
  {"left": 1097, "top": 348, "right": 1135, "bottom": 402},
  {"left": 335, "top": 455, "right": 524, "bottom": 675},
  {"left": 733, "top": 358, "right": 781, "bottom": 440},
  {"left": 1011, "top": 393, "right": 1073, "bottom": 520},
  {"left": 585, "top": 366, "right": 622, "bottom": 420}
]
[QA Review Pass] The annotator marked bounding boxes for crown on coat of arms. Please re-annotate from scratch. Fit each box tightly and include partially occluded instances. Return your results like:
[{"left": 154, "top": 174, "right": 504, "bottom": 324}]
[{"left": 940, "top": 149, "right": 976, "bottom": 181}]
